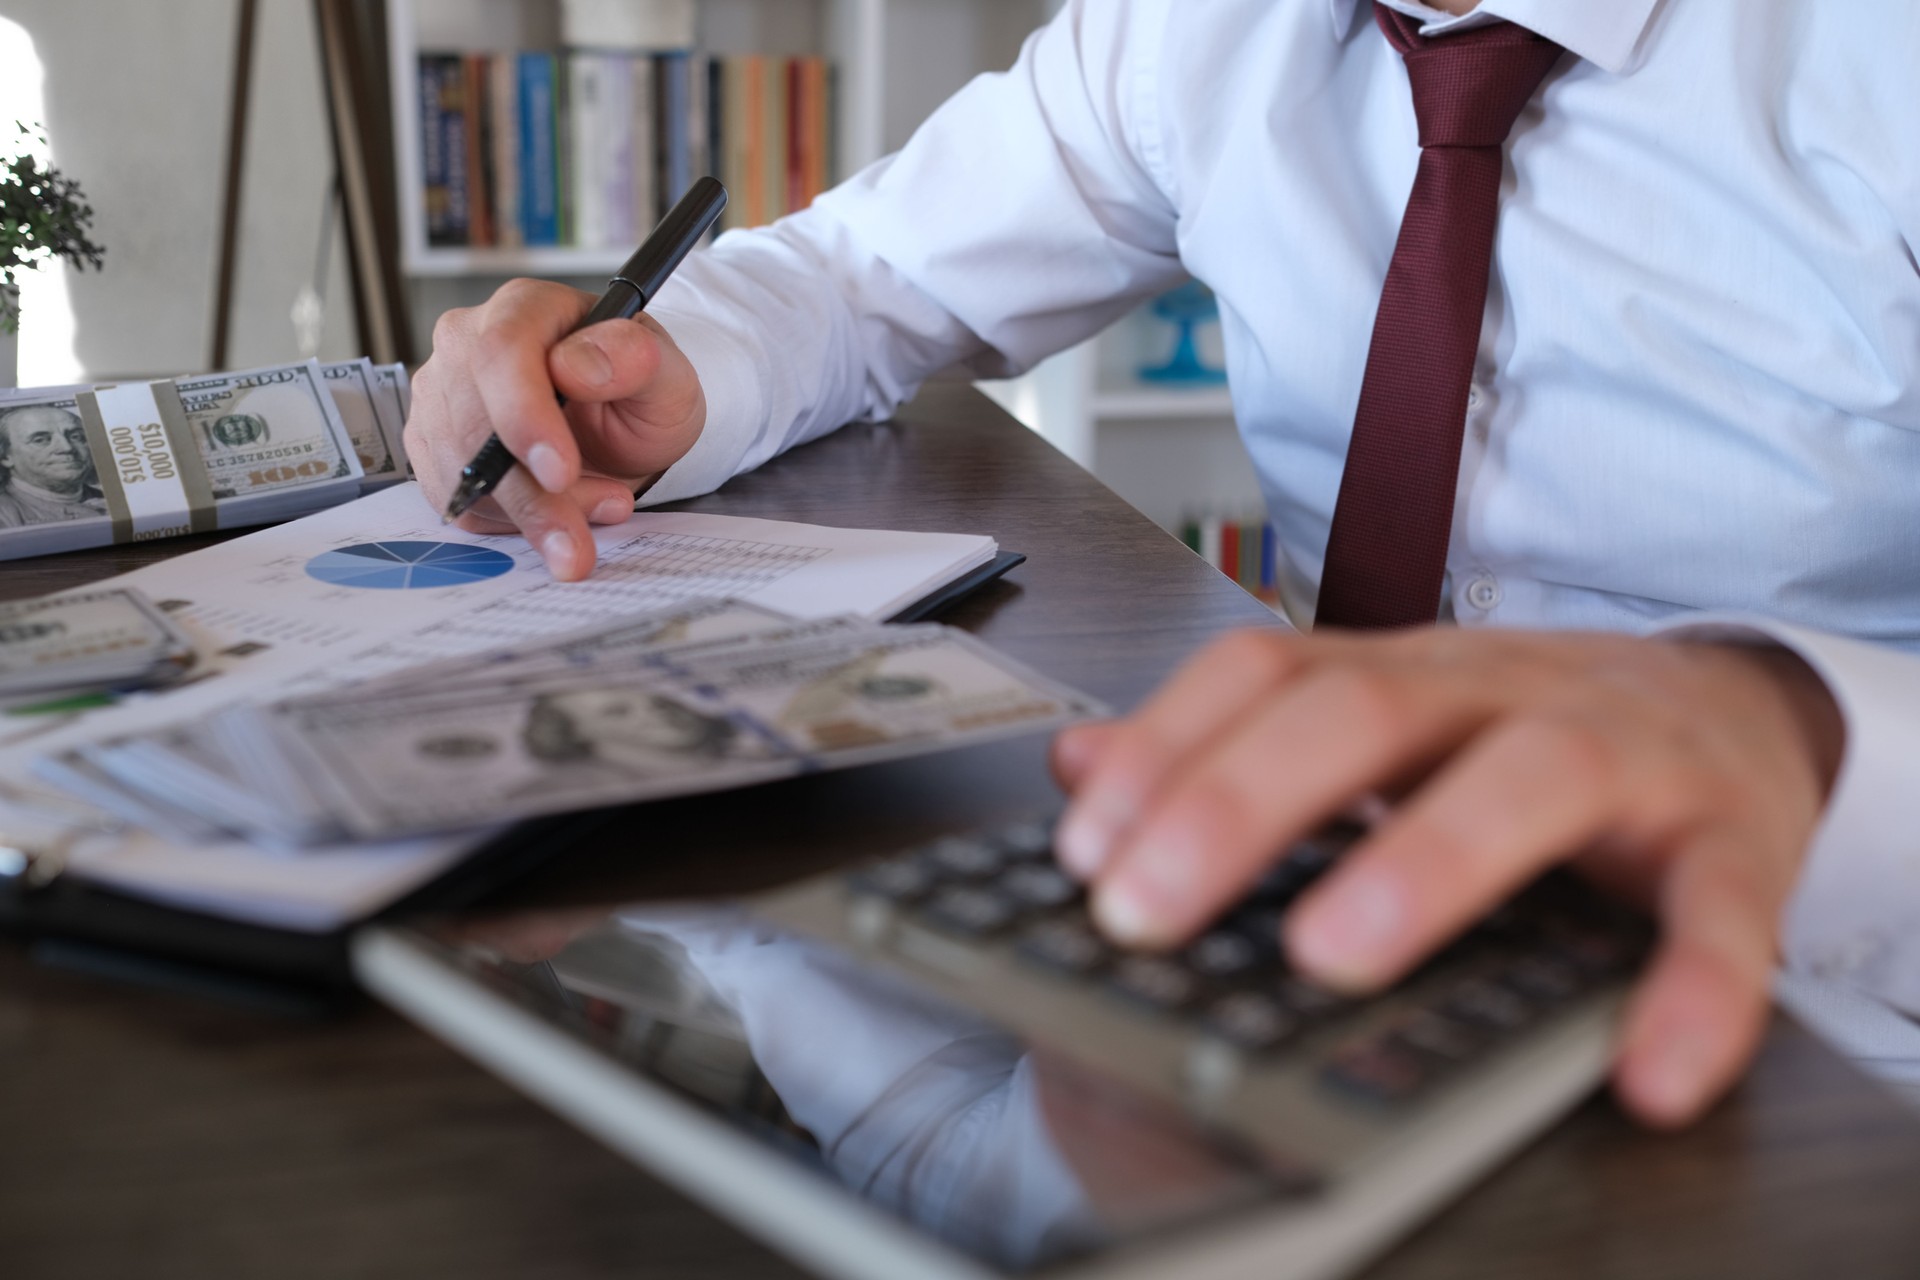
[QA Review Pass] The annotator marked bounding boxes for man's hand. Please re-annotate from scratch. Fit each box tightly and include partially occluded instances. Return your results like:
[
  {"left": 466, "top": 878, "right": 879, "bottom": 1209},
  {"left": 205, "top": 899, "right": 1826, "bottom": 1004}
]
[
  {"left": 405, "top": 280, "right": 708, "bottom": 581},
  {"left": 1050, "top": 628, "right": 1845, "bottom": 1128}
]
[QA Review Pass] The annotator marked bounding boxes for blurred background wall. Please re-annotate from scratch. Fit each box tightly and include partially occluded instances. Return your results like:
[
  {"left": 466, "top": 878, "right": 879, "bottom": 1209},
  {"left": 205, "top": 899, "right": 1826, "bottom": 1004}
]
[{"left": 0, "top": 0, "right": 357, "bottom": 382}]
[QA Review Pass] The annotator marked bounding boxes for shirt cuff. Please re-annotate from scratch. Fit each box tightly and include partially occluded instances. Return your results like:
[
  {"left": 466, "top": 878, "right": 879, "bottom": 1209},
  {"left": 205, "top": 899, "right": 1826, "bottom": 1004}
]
[
  {"left": 631, "top": 307, "right": 765, "bottom": 508},
  {"left": 1653, "top": 614, "right": 1920, "bottom": 1016}
]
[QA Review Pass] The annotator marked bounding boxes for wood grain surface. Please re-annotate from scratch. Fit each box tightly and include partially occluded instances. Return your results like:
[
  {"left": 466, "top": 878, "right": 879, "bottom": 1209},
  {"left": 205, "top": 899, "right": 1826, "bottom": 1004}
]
[{"left": 2, "top": 385, "right": 1918, "bottom": 1279}]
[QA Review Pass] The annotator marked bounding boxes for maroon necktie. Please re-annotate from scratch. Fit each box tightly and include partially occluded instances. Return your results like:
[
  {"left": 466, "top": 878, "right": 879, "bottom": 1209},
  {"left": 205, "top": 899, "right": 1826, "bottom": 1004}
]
[{"left": 1314, "top": 6, "right": 1564, "bottom": 631}]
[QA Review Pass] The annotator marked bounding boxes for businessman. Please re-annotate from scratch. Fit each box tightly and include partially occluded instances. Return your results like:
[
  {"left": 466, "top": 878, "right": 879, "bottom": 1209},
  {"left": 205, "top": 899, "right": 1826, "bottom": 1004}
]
[{"left": 403, "top": 0, "right": 1920, "bottom": 1127}]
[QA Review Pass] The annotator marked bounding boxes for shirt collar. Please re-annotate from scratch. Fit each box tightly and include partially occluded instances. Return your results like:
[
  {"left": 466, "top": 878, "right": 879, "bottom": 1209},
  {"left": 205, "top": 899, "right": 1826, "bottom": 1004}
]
[{"left": 1329, "top": 0, "right": 1661, "bottom": 75}]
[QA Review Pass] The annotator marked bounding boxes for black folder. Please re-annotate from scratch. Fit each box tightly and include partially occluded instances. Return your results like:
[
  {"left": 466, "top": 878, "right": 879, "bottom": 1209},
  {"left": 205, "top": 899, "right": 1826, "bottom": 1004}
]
[{"left": 0, "top": 552, "right": 1026, "bottom": 1008}]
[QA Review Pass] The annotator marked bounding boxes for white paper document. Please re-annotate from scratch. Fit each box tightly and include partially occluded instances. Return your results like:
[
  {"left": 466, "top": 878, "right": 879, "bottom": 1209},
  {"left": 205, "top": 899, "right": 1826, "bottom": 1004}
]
[{"left": 0, "top": 483, "right": 997, "bottom": 929}]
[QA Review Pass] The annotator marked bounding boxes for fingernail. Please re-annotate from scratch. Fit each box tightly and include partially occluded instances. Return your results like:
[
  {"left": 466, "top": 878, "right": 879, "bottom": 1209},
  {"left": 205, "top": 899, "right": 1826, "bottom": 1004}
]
[
  {"left": 1092, "top": 838, "right": 1197, "bottom": 945},
  {"left": 1056, "top": 807, "right": 1118, "bottom": 879},
  {"left": 559, "top": 337, "right": 613, "bottom": 389},
  {"left": 1288, "top": 865, "right": 1406, "bottom": 987},
  {"left": 539, "top": 530, "right": 577, "bottom": 573},
  {"left": 592, "top": 495, "right": 634, "bottom": 523},
  {"left": 526, "top": 443, "right": 569, "bottom": 492},
  {"left": 1093, "top": 880, "right": 1162, "bottom": 947},
  {"left": 1634, "top": 1028, "right": 1711, "bottom": 1123}
]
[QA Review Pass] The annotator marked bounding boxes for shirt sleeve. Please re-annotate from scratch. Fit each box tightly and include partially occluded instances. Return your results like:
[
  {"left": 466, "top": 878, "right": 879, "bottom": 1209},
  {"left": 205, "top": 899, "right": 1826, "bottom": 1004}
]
[
  {"left": 636, "top": 0, "right": 1185, "bottom": 507},
  {"left": 1655, "top": 617, "right": 1920, "bottom": 1017}
]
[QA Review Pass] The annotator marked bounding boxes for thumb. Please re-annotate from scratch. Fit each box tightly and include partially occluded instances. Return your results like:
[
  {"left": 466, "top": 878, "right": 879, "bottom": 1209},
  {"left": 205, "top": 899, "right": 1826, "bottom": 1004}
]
[{"left": 549, "top": 315, "right": 687, "bottom": 413}]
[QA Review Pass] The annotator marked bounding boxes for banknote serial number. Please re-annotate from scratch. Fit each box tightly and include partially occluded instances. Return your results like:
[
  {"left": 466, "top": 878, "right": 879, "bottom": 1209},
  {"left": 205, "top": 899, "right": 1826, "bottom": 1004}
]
[{"left": 109, "top": 421, "right": 178, "bottom": 484}]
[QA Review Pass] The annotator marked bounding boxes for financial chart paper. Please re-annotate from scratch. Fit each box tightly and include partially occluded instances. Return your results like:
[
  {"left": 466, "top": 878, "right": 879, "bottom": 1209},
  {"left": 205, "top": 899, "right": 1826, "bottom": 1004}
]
[{"left": 0, "top": 484, "right": 996, "bottom": 928}]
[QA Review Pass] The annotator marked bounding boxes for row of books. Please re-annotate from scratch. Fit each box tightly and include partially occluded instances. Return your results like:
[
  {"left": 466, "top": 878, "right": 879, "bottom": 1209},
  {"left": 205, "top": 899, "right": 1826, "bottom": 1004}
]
[
  {"left": 417, "top": 50, "right": 835, "bottom": 251},
  {"left": 1180, "top": 516, "right": 1281, "bottom": 604}
]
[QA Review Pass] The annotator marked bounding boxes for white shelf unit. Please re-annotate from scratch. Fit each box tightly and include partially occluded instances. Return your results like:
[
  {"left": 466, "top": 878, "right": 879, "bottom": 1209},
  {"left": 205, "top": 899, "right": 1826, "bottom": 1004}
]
[
  {"left": 385, "top": 0, "right": 1250, "bottom": 537},
  {"left": 385, "top": 0, "right": 1045, "bottom": 282}
]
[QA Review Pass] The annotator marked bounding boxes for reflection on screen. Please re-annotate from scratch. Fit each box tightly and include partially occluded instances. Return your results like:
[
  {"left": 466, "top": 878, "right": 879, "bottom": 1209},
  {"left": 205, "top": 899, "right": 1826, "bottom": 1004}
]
[{"left": 451, "top": 905, "right": 1288, "bottom": 1273}]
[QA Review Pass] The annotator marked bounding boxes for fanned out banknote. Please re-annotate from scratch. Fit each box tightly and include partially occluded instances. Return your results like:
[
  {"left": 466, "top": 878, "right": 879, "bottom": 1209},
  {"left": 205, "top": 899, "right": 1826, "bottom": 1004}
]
[
  {"left": 41, "top": 599, "right": 1106, "bottom": 847},
  {"left": 0, "top": 358, "right": 409, "bottom": 561},
  {"left": 0, "top": 586, "right": 197, "bottom": 709}
]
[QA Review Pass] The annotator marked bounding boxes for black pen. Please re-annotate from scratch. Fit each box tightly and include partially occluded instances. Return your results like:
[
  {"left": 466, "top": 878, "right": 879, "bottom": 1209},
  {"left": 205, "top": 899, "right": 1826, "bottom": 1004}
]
[{"left": 442, "top": 176, "right": 730, "bottom": 523}]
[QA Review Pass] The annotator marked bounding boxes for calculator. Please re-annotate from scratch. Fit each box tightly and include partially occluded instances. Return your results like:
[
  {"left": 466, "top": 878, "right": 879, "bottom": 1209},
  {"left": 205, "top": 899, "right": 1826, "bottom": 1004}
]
[{"left": 357, "top": 816, "right": 1650, "bottom": 1280}]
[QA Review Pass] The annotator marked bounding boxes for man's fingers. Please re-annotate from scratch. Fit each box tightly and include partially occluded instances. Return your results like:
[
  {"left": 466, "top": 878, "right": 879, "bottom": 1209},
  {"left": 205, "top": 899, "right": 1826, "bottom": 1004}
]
[
  {"left": 453, "top": 473, "right": 636, "bottom": 537},
  {"left": 1286, "top": 714, "right": 1631, "bottom": 990},
  {"left": 1056, "top": 630, "right": 1310, "bottom": 879},
  {"left": 1050, "top": 720, "right": 1121, "bottom": 792},
  {"left": 486, "top": 467, "right": 598, "bottom": 581},
  {"left": 1089, "top": 665, "right": 1483, "bottom": 948},
  {"left": 466, "top": 280, "right": 598, "bottom": 494},
  {"left": 549, "top": 318, "right": 665, "bottom": 404},
  {"left": 1614, "top": 839, "right": 1778, "bottom": 1128}
]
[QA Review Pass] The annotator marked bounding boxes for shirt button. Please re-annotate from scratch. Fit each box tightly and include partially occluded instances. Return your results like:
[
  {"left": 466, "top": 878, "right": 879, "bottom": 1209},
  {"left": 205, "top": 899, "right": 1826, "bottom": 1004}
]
[
  {"left": 1466, "top": 384, "right": 1483, "bottom": 410},
  {"left": 1465, "top": 575, "right": 1502, "bottom": 611}
]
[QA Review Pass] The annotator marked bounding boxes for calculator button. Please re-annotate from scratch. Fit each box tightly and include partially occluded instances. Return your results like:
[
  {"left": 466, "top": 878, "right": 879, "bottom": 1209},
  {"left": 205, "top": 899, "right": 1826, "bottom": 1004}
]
[
  {"left": 1503, "top": 954, "right": 1585, "bottom": 1004},
  {"left": 1276, "top": 977, "right": 1349, "bottom": 1022},
  {"left": 1203, "top": 991, "right": 1303, "bottom": 1053},
  {"left": 1440, "top": 976, "right": 1537, "bottom": 1034},
  {"left": 847, "top": 857, "right": 938, "bottom": 903},
  {"left": 922, "top": 835, "right": 1010, "bottom": 880},
  {"left": 1545, "top": 928, "right": 1637, "bottom": 978},
  {"left": 1185, "top": 930, "right": 1263, "bottom": 981},
  {"left": 994, "top": 821, "right": 1055, "bottom": 860},
  {"left": 920, "top": 885, "right": 1021, "bottom": 937},
  {"left": 996, "top": 863, "right": 1081, "bottom": 911},
  {"left": 1388, "top": 1009, "right": 1486, "bottom": 1067},
  {"left": 1107, "top": 956, "right": 1203, "bottom": 1013},
  {"left": 1017, "top": 919, "right": 1113, "bottom": 976},
  {"left": 1221, "top": 906, "right": 1285, "bottom": 955}
]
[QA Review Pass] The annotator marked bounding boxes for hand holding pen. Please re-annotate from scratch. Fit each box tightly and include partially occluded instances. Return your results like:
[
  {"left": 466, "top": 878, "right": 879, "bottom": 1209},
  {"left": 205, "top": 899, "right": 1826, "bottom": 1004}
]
[{"left": 407, "top": 178, "right": 729, "bottom": 581}]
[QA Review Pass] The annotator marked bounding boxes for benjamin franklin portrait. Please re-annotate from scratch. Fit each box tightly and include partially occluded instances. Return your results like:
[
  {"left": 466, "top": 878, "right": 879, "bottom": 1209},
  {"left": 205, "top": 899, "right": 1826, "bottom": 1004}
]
[
  {"left": 521, "top": 688, "right": 745, "bottom": 775},
  {"left": 0, "top": 402, "right": 107, "bottom": 529}
]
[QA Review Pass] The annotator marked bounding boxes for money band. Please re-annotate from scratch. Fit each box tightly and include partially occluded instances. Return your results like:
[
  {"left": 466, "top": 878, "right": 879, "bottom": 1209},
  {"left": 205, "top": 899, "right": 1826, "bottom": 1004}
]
[{"left": 78, "top": 382, "right": 218, "bottom": 544}]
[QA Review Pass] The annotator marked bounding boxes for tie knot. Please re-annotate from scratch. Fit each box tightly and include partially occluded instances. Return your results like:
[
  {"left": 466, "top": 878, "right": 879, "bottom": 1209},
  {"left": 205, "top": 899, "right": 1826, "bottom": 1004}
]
[{"left": 1374, "top": 4, "right": 1565, "bottom": 150}]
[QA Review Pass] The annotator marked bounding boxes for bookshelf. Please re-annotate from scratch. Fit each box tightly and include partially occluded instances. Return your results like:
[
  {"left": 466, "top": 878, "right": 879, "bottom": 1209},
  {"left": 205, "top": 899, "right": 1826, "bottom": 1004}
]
[{"left": 384, "top": 0, "right": 1247, "bottom": 553}]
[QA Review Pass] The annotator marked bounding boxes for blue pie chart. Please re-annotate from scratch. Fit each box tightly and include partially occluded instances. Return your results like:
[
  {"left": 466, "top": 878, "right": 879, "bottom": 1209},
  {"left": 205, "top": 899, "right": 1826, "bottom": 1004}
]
[{"left": 305, "top": 541, "right": 517, "bottom": 590}]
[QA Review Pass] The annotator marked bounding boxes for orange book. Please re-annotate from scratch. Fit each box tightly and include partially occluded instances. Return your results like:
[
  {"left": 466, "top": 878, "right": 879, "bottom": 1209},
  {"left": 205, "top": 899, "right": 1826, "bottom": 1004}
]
[
  {"left": 804, "top": 57, "right": 829, "bottom": 203},
  {"left": 463, "top": 54, "right": 495, "bottom": 247},
  {"left": 740, "top": 54, "right": 765, "bottom": 226}
]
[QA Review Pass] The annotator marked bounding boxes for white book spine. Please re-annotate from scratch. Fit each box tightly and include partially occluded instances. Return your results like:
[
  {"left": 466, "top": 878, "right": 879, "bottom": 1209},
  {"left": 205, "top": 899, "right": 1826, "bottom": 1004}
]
[
  {"left": 567, "top": 54, "right": 606, "bottom": 249},
  {"left": 599, "top": 55, "right": 636, "bottom": 248}
]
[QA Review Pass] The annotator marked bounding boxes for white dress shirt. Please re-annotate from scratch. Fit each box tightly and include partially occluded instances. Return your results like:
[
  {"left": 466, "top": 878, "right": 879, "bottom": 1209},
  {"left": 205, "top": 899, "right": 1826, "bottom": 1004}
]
[{"left": 635, "top": 1, "right": 1920, "bottom": 1019}]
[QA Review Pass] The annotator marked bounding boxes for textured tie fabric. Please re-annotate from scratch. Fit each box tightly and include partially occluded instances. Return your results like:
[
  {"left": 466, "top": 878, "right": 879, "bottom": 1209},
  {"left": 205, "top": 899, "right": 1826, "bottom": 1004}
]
[{"left": 1314, "top": 6, "right": 1565, "bottom": 631}]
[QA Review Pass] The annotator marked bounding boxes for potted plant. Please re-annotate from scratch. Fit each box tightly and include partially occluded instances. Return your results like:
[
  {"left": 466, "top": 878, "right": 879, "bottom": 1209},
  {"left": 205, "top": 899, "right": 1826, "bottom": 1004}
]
[{"left": 2, "top": 122, "right": 105, "bottom": 388}]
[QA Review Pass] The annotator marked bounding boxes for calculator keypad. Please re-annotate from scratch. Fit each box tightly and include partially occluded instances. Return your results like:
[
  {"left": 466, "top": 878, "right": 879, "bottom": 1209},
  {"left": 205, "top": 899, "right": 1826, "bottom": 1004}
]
[{"left": 842, "top": 818, "right": 1644, "bottom": 1110}]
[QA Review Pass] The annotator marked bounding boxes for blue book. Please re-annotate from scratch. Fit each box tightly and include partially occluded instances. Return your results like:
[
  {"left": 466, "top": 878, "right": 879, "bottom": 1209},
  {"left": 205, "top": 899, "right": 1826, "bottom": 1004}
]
[
  {"left": 656, "top": 52, "right": 691, "bottom": 210},
  {"left": 517, "top": 52, "right": 561, "bottom": 246},
  {"left": 418, "top": 54, "right": 467, "bottom": 246}
]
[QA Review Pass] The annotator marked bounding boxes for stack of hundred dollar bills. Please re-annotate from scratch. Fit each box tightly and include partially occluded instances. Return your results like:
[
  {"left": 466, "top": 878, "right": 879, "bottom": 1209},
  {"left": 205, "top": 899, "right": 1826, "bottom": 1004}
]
[
  {"left": 0, "top": 358, "right": 411, "bottom": 560},
  {"left": 36, "top": 598, "right": 1106, "bottom": 847},
  {"left": 0, "top": 587, "right": 197, "bottom": 712}
]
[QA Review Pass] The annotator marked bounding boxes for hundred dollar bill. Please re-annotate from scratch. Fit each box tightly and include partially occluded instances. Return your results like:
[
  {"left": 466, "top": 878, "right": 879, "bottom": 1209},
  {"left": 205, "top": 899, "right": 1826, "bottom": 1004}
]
[
  {"left": 0, "top": 586, "right": 196, "bottom": 701},
  {"left": 174, "top": 360, "right": 359, "bottom": 500},
  {"left": 321, "top": 358, "right": 406, "bottom": 487},
  {"left": 160, "top": 622, "right": 1101, "bottom": 843},
  {"left": 673, "top": 625, "right": 1105, "bottom": 757}
]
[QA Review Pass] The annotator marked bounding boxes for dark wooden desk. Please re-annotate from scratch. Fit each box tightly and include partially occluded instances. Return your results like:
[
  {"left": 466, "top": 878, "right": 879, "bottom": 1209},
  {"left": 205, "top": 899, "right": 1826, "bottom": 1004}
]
[{"left": 3, "top": 386, "right": 1919, "bottom": 1279}]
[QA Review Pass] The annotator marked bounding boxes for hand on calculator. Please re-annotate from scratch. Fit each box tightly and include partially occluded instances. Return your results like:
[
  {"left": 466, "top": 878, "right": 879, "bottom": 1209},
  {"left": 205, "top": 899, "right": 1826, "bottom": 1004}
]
[{"left": 1050, "top": 625, "right": 1844, "bottom": 1128}]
